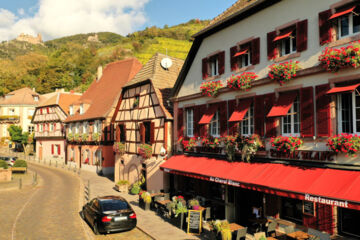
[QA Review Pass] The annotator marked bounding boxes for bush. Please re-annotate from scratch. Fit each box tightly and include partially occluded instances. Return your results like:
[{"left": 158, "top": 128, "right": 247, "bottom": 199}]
[
  {"left": 130, "top": 184, "right": 141, "bottom": 195},
  {"left": 13, "top": 160, "right": 27, "bottom": 168},
  {"left": 117, "top": 180, "right": 129, "bottom": 185},
  {"left": 0, "top": 160, "right": 8, "bottom": 169}
]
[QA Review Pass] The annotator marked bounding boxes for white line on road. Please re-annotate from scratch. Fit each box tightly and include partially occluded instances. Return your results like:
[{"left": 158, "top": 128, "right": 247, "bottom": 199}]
[{"left": 11, "top": 187, "right": 40, "bottom": 240}]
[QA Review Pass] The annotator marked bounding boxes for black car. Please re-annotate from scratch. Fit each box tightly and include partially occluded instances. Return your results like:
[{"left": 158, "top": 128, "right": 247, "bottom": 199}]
[{"left": 81, "top": 196, "right": 137, "bottom": 235}]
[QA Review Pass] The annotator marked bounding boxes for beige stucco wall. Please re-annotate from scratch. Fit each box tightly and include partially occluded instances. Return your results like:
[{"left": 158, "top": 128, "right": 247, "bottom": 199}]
[
  {"left": 0, "top": 169, "right": 12, "bottom": 182},
  {"left": 36, "top": 139, "right": 66, "bottom": 162},
  {"left": 0, "top": 105, "right": 36, "bottom": 138}
]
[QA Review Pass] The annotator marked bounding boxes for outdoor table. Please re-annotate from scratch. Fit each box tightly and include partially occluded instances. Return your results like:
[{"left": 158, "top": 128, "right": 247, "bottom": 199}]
[
  {"left": 229, "top": 223, "right": 245, "bottom": 232},
  {"left": 267, "top": 237, "right": 277, "bottom": 240},
  {"left": 287, "top": 231, "right": 313, "bottom": 240},
  {"left": 156, "top": 199, "right": 171, "bottom": 206},
  {"left": 150, "top": 192, "right": 165, "bottom": 197}
]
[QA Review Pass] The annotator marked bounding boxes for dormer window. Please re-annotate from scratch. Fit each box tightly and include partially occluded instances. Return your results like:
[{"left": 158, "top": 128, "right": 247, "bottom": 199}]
[
  {"left": 33, "top": 95, "right": 39, "bottom": 101},
  {"left": 80, "top": 104, "right": 84, "bottom": 115},
  {"left": 69, "top": 105, "right": 74, "bottom": 115}
]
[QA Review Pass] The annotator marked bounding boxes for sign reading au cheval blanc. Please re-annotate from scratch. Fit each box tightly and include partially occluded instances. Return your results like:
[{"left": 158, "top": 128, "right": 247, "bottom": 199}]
[
  {"left": 209, "top": 177, "right": 241, "bottom": 187},
  {"left": 305, "top": 194, "right": 349, "bottom": 208},
  {"left": 270, "top": 149, "right": 336, "bottom": 162}
]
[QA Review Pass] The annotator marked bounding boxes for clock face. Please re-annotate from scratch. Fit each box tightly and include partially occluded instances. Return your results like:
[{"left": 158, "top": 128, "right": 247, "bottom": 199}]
[{"left": 161, "top": 58, "right": 173, "bottom": 69}]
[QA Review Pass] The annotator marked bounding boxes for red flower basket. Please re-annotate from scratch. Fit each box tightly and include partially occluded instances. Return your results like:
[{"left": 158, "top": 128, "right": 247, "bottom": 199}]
[
  {"left": 227, "top": 72, "right": 258, "bottom": 91},
  {"left": 327, "top": 133, "right": 360, "bottom": 157},
  {"left": 268, "top": 61, "right": 300, "bottom": 85},
  {"left": 200, "top": 81, "right": 223, "bottom": 97}
]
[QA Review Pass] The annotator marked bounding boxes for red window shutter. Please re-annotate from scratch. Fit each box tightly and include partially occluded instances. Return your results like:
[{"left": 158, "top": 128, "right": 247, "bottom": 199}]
[
  {"left": 177, "top": 108, "right": 184, "bottom": 139},
  {"left": 150, "top": 122, "right": 155, "bottom": 144},
  {"left": 202, "top": 58, "right": 208, "bottom": 79},
  {"left": 53, "top": 123, "right": 56, "bottom": 131},
  {"left": 230, "top": 46, "right": 239, "bottom": 71},
  {"left": 40, "top": 109, "right": 43, "bottom": 114},
  {"left": 316, "top": 84, "right": 332, "bottom": 137},
  {"left": 300, "top": 87, "right": 314, "bottom": 137},
  {"left": 193, "top": 106, "right": 200, "bottom": 138},
  {"left": 58, "top": 145, "right": 61, "bottom": 155},
  {"left": 218, "top": 51, "right": 225, "bottom": 75},
  {"left": 228, "top": 100, "right": 238, "bottom": 135},
  {"left": 264, "top": 93, "right": 276, "bottom": 137},
  {"left": 251, "top": 37, "right": 260, "bottom": 65},
  {"left": 317, "top": 204, "right": 334, "bottom": 234},
  {"left": 139, "top": 123, "right": 145, "bottom": 143},
  {"left": 47, "top": 107, "right": 49, "bottom": 114},
  {"left": 319, "top": 9, "right": 333, "bottom": 45},
  {"left": 51, "top": 144, "right": 54, "bottom": 155},
  {"left": 254, "top": 95, "right": 264, "bottom": 137},
  {"left": 267, "top": 31, "right": 278, "bottom": 60},
  {"left": 110, "top": 124, "right": 114, "bottom": 141},
  {"left": 116, "top": 125, "right": 120, "bottom": 142},
  {"left": 297, "top": 19, "right": 308, "bottom": 52},
  {"left": 219, "top": 102, "right": 227, "bottom": 137},
  {"left": 36, "top": 124, "right": 39, "bottom": 131}
]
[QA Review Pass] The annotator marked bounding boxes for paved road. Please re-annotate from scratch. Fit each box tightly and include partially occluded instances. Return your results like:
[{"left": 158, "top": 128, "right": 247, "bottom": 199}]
[{"left": 0, "top": 162, "right": 152, "bottom": 240}]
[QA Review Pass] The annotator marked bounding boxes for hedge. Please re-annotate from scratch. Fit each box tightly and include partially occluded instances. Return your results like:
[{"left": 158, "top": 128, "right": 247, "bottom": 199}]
[{"left": 13, "top": 160, "right": 27, "bottom": 168}]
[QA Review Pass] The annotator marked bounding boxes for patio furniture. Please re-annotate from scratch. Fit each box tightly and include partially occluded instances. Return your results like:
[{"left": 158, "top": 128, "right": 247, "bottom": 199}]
[
  {"left": 254, "top": 232, "right": 266, "bottom": 240},
  {"left": 266, "top": 220, "right": 277, "bottom": 237},
  {"left": 233, "top": 226, "right": 247, "bottom": 240},
  {"left": 284, "top": 225, "right": 295, "bottom": 234},
  {"left": 287, "top": 230, "right": 313, "bottom": 240},
  {"left": 205, "top": 207, "right": 211, "bottom": 221},
  {"left": 307, "top": 228, "right": 330, "bottom": 240}
]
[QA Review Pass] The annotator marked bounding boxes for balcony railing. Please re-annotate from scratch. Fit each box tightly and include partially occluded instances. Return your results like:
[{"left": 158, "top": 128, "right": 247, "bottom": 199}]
[{"left": 0, "top": 115, "right": 20, "bottom": 123}]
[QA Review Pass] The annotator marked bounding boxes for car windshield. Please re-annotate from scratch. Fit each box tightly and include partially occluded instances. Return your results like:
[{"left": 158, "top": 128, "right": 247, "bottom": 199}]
[{"left": 100, "top": 199, "right": 129, "bottom": 211}]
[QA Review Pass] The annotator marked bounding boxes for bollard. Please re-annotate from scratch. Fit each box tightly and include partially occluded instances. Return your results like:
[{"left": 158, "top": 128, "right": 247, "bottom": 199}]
[
  {"left": 49, "top": 159, "right": 51, "bottom": 166},
  {"left": 19, "top": 178, "right": 22, "bottom": 189},
  {"left": 56, "top": 161, "right": 58, "bottom": 168},
  {"left": 87, "top": 180, "right": 91, "bottom": 201}
]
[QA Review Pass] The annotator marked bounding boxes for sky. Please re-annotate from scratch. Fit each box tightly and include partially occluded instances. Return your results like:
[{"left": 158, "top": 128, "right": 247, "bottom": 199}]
[{"left": 0, "top": 0, "right": 235, "bottom": 41}]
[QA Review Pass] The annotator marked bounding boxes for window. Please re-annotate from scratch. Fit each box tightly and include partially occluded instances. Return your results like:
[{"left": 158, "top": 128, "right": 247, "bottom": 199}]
[
  {"left": 338, "top": 89, "right": 360, "bottom": 134},
  {"left": 133, "top": 95, "right": 140, "bottom": 108},
  {"left": 80, "top": 104, "right": 84, "bottom": 114},
  {"left": 39, "top": 124, "right": 43, "bottom": 132},
  {"left": 119, "top": 124, "right": 126, "bottom": 142},
  {"left": 83, "top": 122, "right": 88, "bottom": 133},
  {"left": 339, "top": 207, "right": 360, "bottom": 238},
  {"left": 50, "top": 123, "right": 54, "bottom": 132},
  {"left": 94, "top": 121, "right": 101, "bottom": 133},
  {"left": 186, "top": 109, "right": 194, "bottom": 137},
  {"left": 281, "top": 197, "right": 303, "bottom": 224},
  {"left": 282, "top": 96, "right": 300, "bottom": 135},
  {"left": 236, "top": 44, "right": 252, "bottom": 68},
  {"left": 28, "top": 126, "right": 34, "bottom": 134},
  {"left": 338, "top": 12, "right": 360, "bottom": 38},
  {"left": 69, "top": 105, "right": 74, "bottom": 115},
  {"left": 210, "top": 111, "right": 220, "bottom": 137},
  {"left": 33, "top": 95, "right": 39, "bottom": 101},
  {"left": 144, "top": 122, "right": 151, "bottom": 144},
  {"left": 209, "top": 56, "right": 219, "bottom": 77},
  {"left": 75, "top": 123, "right": 79, "bottom": 133},
  {"left": 28, "top": 109, "right": 34, "bottom": 117},
  {"left": 8, "top": 108, "right": 15, "bottom": 115},
  {"left": 241, "top": 103, "right": 254, "bottom": 136},
  {"left": 69, "top": 124, "right": 73, "bottom": 133},
  {"left": 279, "top": 29, "right": 297, "bottom": 56}
]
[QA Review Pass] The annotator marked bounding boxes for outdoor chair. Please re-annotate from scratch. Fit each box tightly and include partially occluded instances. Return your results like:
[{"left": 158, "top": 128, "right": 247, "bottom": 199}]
[
  {"left": 308, "top": 228, "right": 330, "bottom": 240},
  {"left": 235, "top": 227, "right": 247, "bottom": 240},
  {"left": 204, "top": 207, "right": 211, "bottom": 221},
  {"left": 254, "top": 232, "right": 266, "bottom": 240},
  {"left": 266, "top": 220, "right": 277, "bottom": 237},
  {"left": 163, "top": 193, "right": 170, "bottom": 200},
  {"left": 284, "top": 225, "right": 295, "bottom": 234}
]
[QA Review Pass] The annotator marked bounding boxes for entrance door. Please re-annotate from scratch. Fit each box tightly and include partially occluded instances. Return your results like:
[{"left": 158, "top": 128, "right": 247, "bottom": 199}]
[
  {"left": 39, "top": 146, "right": 43, "bottom": 161},
  {"left": 78, "top": 146, "right": 82, "bottom": 168}
]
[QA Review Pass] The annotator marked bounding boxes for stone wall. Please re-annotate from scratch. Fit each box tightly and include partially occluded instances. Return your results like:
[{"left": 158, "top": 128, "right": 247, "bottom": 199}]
[{"left": 0, "top": 169, "right": 12, "bottom": 182}]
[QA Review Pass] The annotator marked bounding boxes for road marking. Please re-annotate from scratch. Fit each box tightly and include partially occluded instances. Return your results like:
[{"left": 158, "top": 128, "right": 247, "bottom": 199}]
[{"left": 11, "top": 188, "right": 39, "bottom": 240}]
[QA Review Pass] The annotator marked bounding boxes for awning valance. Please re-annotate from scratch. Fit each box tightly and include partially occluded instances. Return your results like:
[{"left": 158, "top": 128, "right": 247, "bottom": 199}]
[
  {"left": 267, "top": 92, "right": 297, "bottom": 118},
  {"left": 329, "top": 6, "right": 356, "bottom": 20},
  {"left": 160, "top": 155, "right": 360, "bottom": 210},
  {"left": 199, "top": 105, "right": 217, "bottom": 125},
  {"left": 234, "top": 49, "right": 248, "bottom": 57},
  {"left": 326, "top": 83, "right": 360, "bottom": 95},
  {"left": 273, "top": 29, "right": 293, "bottom": 42},
  {"left": 228, "top": 99, "right": 252, "bottom": 122}
]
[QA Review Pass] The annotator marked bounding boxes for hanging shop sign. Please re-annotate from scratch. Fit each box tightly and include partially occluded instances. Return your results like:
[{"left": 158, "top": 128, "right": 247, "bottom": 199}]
[
  {"left": 269, "top": 149, "right": 336, "bottom": 162},
  {"left": 303, "top": 201, "right": 316, "bottom": 216},
  {"left": 305, "top": 194, "right": 349, "bottom": 208}
]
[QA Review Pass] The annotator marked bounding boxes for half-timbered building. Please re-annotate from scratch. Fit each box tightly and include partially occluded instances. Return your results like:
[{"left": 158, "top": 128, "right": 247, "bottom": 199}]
[
  {"left": 32, "top": 89, "right": 81, "bottom": 162},
  {"left": 162, "top": 0, "right": 360, "bottom": 238},
  {"left": 65, "top": 58, "right": 142, "bottom": 176},
  {"left": 113, "top": 53, "right": 183, "bottom": 191}
]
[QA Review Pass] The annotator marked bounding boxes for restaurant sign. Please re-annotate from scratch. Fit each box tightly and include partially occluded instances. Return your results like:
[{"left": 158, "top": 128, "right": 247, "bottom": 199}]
[
  {"left": 209, "top": 177, "right": 241, "bottom": 187},
  {"left": 305, "top": 194, "right": 349, "bottom": 208},
  {"left": 270, "top": 149, "right": 336, "bottom": 162}
]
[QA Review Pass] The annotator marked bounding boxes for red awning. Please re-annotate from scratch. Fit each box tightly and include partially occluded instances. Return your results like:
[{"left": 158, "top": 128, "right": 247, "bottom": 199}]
[
  {"left": 273, "top": 29, "right": 293, "bottom": 42},
  {"left": 326, "top": 83, "right": 360, "bottom": 94},
  {"left": 329, "top": 6, "right": 356, "bottom": 20},
  {"left": 267, "top": 92, "right": 297, "bottom": 118},
  {"left": 228, "top": 99, "right": 252, "bottom": 122},
  {"left": 234, "top": 49, "right": 248, "bottom": 57},
  {"left": 199, "top": 105, "right": 217, "bottom": 124},
  {"left": 160, "top": 155, "right": 360, "bottom": 210}
]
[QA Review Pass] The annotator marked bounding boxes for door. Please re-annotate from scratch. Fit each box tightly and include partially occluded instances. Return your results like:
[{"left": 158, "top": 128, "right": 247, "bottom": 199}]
[
  {"left": 39, "top": 146, "right": 43, "bottom": 161},
  {"left": 78, "top": 146, "right": 82, "bottom": 168}
]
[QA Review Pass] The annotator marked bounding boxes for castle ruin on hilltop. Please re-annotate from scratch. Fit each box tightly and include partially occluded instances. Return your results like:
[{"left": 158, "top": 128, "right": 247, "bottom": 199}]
[{"left": 16, "top": 33, "right": 43, "bottom": 45}]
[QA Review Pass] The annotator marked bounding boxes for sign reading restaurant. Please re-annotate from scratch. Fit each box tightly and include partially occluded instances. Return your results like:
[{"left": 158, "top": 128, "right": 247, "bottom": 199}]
[{"left": 305, "top": 194, "right": 349, "bottom": 208}]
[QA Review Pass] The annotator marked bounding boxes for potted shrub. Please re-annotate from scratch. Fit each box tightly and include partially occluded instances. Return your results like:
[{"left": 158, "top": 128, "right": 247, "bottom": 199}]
[
  {"left": 81, "top": 133, "right": 88, "bottom": 142},
  {"left": 140, "top": 191, "right": 152, "bottom": 211},
  {"left": 211, "top": 220, "right": 232, "bottom": 240},
  {"left": 174, "top": 201, "right": 188, "bottom": 230},
  {"left": 130, "top": 182, "right": 141, "bottom": 195},
  {"left": 327, "top": 133, "right": 360, "bottom": 157},
  {"left": 237, "top": 134, "right": 264, "bottom": 162},
  {"left": 222, "top": 135, "right": 237, "bottom": 161},
  {"left": 92, "top": 132, "right": 101, "bottom": 142},
  {"left": 271, "top": 135, "right": 303, "bottom": 153},
  {"left": 113, "top": 142, "right": 126, "bottom": 155},
  {"left": 201, "top": 136, "right": 222, "bottom": 153},
  {"left": 74, "top": 133, "right": 81, "bottom": 142},
  {"left": 200, "top": 80, "right": 223, "bottom": 97},
  {"left": 188, "top": 199, "right": 200, "bottom": 210},
  {"left": 67, "top": 133, "right": 75, "bottom": 141},
  {"left": 115, "top": 180, "right": 129, "bottom": 193},
  {"left": 227, "top": 72, "right": 258, "bottom": 91},
  {"left": 138, "top": 144, "right": 152, "bottom": 159},
  {"left": 268, "top": 61, "right": 300, "bottom": 85}
]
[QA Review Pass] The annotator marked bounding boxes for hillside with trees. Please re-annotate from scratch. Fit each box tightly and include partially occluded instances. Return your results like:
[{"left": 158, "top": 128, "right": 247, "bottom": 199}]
[{"left": 0, "top": 19, "right": 209, "bottom": 95}]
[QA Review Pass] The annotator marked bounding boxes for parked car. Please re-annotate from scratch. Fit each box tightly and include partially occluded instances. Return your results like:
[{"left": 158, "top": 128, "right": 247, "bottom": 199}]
[
  {"left": 81, "top": 196, "right": 137, "bottom": 235},
  {"left": 0, "top": 156, "right": 17, "bottom": 166}
]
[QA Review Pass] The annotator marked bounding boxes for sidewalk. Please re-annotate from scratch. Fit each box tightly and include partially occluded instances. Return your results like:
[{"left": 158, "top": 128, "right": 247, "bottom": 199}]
[{"left": 80, "top": 170, "right": 199, "bottom": 240}]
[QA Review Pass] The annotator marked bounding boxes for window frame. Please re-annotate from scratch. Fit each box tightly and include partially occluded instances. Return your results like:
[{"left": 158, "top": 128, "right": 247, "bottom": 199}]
[
  {"left": 186, "top": 108, "right": 194, "bottom": 137},
  {"left": 337, "top": 89, "right": 360, "bottom": 134},
  {"left": 279, "top": 29, "right": 297, "bottom": 57},
  {"left": 241, "top": 103, "right": 254, "bottom": 136},
  {"left": 208, "top": 56, "right": 219, "bottom": 77},
  {"left": 337, "top": 12, "right": 360, "bottom": 39},
  {"left": 236, "top": 43, "right": 252, "bottom": 69},
  {"left": 281, "top": 95, "right": 300, "bottom": 136},
  {"left": 210, "top": 111, "right": 220, "bottom": 137},
  {"left": 50, "top": 123, "right": 54, "bottom": 132}
]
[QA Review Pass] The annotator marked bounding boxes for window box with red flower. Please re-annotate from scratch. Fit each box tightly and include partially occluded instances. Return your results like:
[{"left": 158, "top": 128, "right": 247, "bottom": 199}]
[
  {"left": 327, "top": 133, "right": 360, "bottom": 157},
  {"left": 181, "top": 137, "right": 197, "bottom": 152},
  {"left": 138, "top": 144, "right": 152, "bottom": 159},
  {"left": 222, "top": 135, "right": 237, "bottom": 161},
  {"left": 200, "top": 80, "right": 223, "bottom": 97},
  {"left": 227, "top": 72, "right": 258, "bottom": 91},
  {"left": 197, "top": 136, "right": 222, "bottom": 153},
  {"left": 268, "top": 61, "right": 300, "bottom": 85},
  {"left": 319, "top": 43, "right": 360, "bottom": 72},
  {"left": 271, "top": 135, "right": 303, "bottom": 153},
  {"left": 236, "top": 134, "right": 264, "bottom": 162},
  {"left": 113, "top": 142, "right": 126, "bottom": 156}
]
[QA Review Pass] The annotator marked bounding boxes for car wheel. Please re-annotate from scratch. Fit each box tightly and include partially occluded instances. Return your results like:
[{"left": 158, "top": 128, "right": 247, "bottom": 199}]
[
  {"left": 93, "top": 222, "right": 100, "bottom": 235},
  {"left": 80, "top": 210, "right": 85, "bottom": 219}
]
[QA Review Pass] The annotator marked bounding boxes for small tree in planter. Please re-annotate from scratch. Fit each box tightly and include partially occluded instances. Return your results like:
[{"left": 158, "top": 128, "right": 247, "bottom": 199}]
[
  {"left": 140, "top": 191, "right": 152, "bottom": 211},
  {"left": 327, "top": 133, "right": 360, "bottom": 157},
  {"left": 271, "top": 135, "right": 303, "bottom": 153},
  {"left": 200, "top": 80, "right": 223, "bottom": 97},
  {"left": 174, "top": 201, "right": 188, "bottom": 230},
  {"left": 113, "top": 142, "right": 126, "bottom": 155},
  {"left": 115, "top": 180, "right": 129, "bottom": 193},
  {"left": 227, "top": 72, "right": 258, "bottom": 91},
  {"left": 268, "top": 61, "right": 300, "bottom": 85},
  {"left": 188, "top": 199, "right": 200, "bottom": 210},
  {"left": 138, "top": 144, "right": 152, "bottom": 159},
  {"left": 222, "top": 135, "right": 237, "bottom": 161}
]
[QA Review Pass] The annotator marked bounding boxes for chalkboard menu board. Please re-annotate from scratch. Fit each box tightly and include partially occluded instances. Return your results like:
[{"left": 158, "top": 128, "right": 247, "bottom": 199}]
[
  {"left": 187, "top": 210, "right": 202, "bottom": 235},
  {"left": 303, "top": 201, "right": 315, "bottom": 216}
]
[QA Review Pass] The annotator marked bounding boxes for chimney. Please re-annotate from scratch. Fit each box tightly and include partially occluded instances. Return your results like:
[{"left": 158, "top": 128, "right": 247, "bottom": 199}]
[
  {"left": 32, "top": 88, "right": 36, "bottom": 92},
  {"left": 97, "top": 66, "right": 103, "bottom": 82}
]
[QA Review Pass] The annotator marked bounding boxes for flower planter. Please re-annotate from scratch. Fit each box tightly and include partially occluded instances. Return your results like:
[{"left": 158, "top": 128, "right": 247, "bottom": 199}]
[
  {"left": 115, "top": 184, "right": 129, "bottom": 193},
  {"left": 139, "top": 198, "right": 150, "bottom": 211},
  {"left": 196, "top": 146, "right": 222, "bottom": 154},
  {"left": 170, "top": 212, "right": 187, "bottom": 230},
  {"left": 255, "top": 150, "right": 268, "bottom": 157}
]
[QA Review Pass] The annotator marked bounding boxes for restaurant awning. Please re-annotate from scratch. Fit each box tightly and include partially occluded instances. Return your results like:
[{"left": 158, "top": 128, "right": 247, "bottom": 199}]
[
  {"left": 326, "top": 83, "right": 360, "bottom": 95},
  {"left": 228, "top": 99, "right": 252, "bottom": 122},
  {"left": 273, "top": 29, "right": 293, "bottom": 42},
  {"left": 267, "top": 92, "right": 297, "bottom": 118},
  {"left": 234, "top": 49, "right": 248, "bottom": 57},
  {"left": 199, "top": 105, "right": 217, "bottom": 124},
  {"left": 329, "top": 6, "right": 356, "bottom": 20},
  {"left": 160, "top": 155, "right": 360, "bottom": 210}
]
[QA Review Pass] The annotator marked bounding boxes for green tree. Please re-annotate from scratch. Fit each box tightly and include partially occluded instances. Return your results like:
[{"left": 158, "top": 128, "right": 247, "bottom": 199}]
[{"left": 7, "top": 125, "right": 33, "bottom": 156}]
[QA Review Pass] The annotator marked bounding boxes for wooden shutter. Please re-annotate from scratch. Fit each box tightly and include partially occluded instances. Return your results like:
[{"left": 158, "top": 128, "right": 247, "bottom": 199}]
[
  {"left": 230, "top": 46, "right": 239, "bottom": 71},
  {"left": 218, "top": 51, "right": 225, "bottom": 75},
  {"left": 47, "top": 107, "right": 49, "bottom": 114},
  {"left": 53, "top": 123, "right": 56, "bottom": 131},
  {"left": 300, "top": 87, "right": 314, "bottom": 137},
  {"left": 177, "top": 108, "right": 184, "bottom": 139},
  {"left": 219, "top": 102, "right": 228, "bottom": 137},
  {"left": 40, "top": 109, "right": 43, "bottom": 114},
  {"left": 150, "top": 122, "right": 155, "bottom": 144},
  {"left": 267, "top": 31, "right": 278, "bottom": 60},
  {"left": 297, "top": 19, "right": 308, "bottom": 52},
  {"left": 51, "top": 144, "right": 54, "bottom": 154},
  {"left": 228, "top": 100, "right": 238, "bottom": 135},
  {"left": 264, "top": 93, "right": 277, "bottom": 137},
  {"left": 193, "top": 106, "right": 200, "bottom": 138},
  {"left": 202, "top": 58, "right": 208, "bottom": 79},
  {"left": 254, "top": 95, "right": 264, "bottom": 137},
  {"left": 316, "top": 84, "right": 332, "bottom": 137},
  {"left": 58, "top": 145, "right": 61, "bottom": 155},
  {"left": 139, "top": 123, "right": 145, "bottom": 143},
  {"left": 123, "top": 124, "right": 127, "bottom": 141},
  {"left": 251, "top": 37, "right": 260, "bottom": 65},
  {"left": 116, "top": 125, "right": 120, "bottom": 142},
  {"left": 319, "top": 9, "right": 333, "bottom": 45}
]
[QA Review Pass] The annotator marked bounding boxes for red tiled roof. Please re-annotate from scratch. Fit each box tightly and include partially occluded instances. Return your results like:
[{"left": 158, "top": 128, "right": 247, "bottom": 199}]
[
  {"left": 0, "top": 87, "right": 44, "bottom": 105},
  {"left": 65, "top": 58, "right": 142, "bottom": 122}
]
